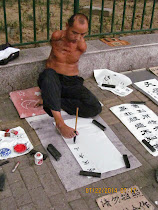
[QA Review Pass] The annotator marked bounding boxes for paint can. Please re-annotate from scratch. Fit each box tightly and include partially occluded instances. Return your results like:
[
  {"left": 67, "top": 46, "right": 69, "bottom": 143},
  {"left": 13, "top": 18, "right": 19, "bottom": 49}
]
[{"left": 34, "top": 152, "right": 43, "bottom": 165}]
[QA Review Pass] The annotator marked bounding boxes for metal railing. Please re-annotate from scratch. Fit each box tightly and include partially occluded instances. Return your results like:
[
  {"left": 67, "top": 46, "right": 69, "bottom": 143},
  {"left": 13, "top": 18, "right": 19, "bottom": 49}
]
[{"left": 0, "top": 0, "right": 158, "bottom": 47}]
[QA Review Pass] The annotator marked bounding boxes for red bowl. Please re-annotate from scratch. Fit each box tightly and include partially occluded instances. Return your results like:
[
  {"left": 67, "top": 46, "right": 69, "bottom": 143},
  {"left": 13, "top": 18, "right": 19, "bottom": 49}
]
[{"left": 14, "top": 144, "right": 27, "bottom": 153}]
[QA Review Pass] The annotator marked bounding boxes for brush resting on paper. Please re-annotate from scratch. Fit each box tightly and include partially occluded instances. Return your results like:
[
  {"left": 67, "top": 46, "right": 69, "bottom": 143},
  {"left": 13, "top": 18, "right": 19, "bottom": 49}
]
[{"left": 74, "top": 107, "right": 79, "bottom": 143}]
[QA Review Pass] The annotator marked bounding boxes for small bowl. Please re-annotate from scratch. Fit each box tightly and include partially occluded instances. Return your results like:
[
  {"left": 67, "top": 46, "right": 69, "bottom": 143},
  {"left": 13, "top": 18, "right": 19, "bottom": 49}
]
[{"left": 14, "top": 144, "right": 27, "bottom": 153}]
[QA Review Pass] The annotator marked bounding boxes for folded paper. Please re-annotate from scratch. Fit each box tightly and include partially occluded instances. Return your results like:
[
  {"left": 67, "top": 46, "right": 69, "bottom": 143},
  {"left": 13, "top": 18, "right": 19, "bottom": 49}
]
[{"left": 94, "top": 69, "right": 133, "bottom": 96}]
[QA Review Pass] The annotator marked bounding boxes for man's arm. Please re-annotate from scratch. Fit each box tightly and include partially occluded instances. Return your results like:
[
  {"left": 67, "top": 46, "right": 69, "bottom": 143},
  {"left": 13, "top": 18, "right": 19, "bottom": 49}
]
[
  {"left": 50, "top": 30, "right": 63, "bottom": 46},
  {"left": 78, "top": 38, "right": 87, "bottom": 53}
]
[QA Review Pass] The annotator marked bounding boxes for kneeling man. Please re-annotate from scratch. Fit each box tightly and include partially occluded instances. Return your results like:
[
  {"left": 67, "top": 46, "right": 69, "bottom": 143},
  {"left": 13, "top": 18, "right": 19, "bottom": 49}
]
[{"left": 37, "top": 13, "right": 102, "bottom": 138}]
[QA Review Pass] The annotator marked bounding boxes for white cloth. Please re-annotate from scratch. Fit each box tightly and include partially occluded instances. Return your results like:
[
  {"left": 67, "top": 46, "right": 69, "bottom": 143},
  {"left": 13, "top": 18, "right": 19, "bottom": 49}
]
[
  {"left": 94, "top": 69, "right": 133, "bottom": 96},
  {"left": 0, "top": 47, "right": 20, "bottom": 60},
  {"left": 0, "top": 126, "right": 33, "bottom": 160}
]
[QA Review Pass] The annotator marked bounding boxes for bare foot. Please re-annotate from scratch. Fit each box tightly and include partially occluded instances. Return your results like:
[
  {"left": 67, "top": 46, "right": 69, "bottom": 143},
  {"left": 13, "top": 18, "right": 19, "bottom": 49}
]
[
  {"left": 34, "top": 98, "right": 43, "bottom": 107},
  {"left": 56, "top": 123, "right": 79, "bottom": 139}
]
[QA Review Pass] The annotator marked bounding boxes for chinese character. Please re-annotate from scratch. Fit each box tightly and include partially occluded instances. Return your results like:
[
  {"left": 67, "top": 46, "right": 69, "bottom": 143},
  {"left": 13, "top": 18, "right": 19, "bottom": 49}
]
[
  {"left": 82, "top": 160, "right": 89, "bottom": 165},
  {"left": 129, "top": 117, "right": 140, "bottom": 123},
  {"left": 153, "top": 126, "right": 158, "bottom": 131},
  {"left": 121, "top": 192, "right": 131, "bottom": 200},
  {"left": 145, "top": 136, "right": 157, "bottom": 142},
  {"left": 135, "top": 123, "right": 146, "bottom": 129},
  {"left": 132, "top": 205, "right": 140, "bottom": 210},
  {"left": 74, "top": 147, "right": 79, "bottom": 151},
  {"left": 153, "top": 144, "right": 158, "bottom": 150},
  {"left": 137, "top": 109, "right": 146, "bottom": 113},
  {"left": 148, "top": 120, "right": 157, "bottom": 124},
  {"left": 87, "top": 168, "right": 95, "bottom": 172},
  {"left": 142, "top": 114, "right": 150, "bottom": 119},
  {"left": 153, "top": 88, "right": 158, "bottom": 95},
  {"left": 139, "top": 201, "right": 151, "bottom": 208},
  {"left": 144, "top": 81, "right": 156, "bottom": 87},
  {"left": 141, "top": 129, "right": 152, "bottom": 135},
  {"left": 119, "top": 106, "right": 127, "bottom": 111},
  {"left": 111, "top": 195, "right": 120, "bottom": 204},
  {"left": 124, "top": 112, "right": 133, "bottom": 116},
  {"left": 79, "top": 153, "right": 84, "bottom": 158},
  {"left": 100, "top": 198, "right": 112, "bottom": 207},
  {"left": 131, "top": 104, "right": 139, "bottom": 108},
  {"left": 131, "top": 189, "right": 141, "bottom": 198},
  {"left": 103, "top": 76, "right": 110, "bottom": 84},
  {"left": 120, "top": 81, "right": 125, "bottom": 86}
]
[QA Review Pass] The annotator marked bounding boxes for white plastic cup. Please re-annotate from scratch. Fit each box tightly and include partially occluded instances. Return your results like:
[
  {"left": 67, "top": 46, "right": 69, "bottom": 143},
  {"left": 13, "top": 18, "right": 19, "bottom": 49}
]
[{"left": 34, "top": 152, "right": 43, "bottom": 165}]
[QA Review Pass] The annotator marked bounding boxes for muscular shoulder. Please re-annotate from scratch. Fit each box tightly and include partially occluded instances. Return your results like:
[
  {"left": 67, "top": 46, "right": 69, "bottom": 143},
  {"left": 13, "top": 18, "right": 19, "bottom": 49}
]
[
  {"left": 78, "top": 38, "right": 87, "bottom": 53},
  {"left": 50, "top": 30, "right": 64, "bottom": 42}
]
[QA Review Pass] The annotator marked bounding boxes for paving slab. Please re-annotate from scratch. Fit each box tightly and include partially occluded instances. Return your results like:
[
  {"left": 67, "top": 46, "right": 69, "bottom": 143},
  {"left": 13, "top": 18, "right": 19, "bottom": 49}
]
[{"left": 0, "top": 73, "right": 158, "bottom": 209}]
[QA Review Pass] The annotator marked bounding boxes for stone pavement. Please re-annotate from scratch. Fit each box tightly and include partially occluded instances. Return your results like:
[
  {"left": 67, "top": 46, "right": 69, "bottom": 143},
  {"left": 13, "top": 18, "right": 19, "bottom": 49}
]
[{"left": 0, "top": 73, "right": 158, "bottom": 210}]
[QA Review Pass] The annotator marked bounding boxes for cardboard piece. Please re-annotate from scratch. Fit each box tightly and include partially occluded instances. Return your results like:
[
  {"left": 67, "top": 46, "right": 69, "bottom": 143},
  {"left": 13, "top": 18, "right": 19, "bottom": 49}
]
[
  {"left": 148, "top": 66, "right": 158, "bottom": 77},
  {"left": 100, "top": 38, "right": 130, "bottom": 47},
  {"left": 10, "top": 87, "right": 45, "bottom": 118},
  {"left": 96, "top": 185, "right": 154, "bottom": 210}
]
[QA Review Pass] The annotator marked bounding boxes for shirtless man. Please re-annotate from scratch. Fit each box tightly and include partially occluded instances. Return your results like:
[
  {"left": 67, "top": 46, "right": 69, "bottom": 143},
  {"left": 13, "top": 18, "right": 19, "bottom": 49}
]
[{"left": 37, "top": 13, "right": 102, "bottom": 139}]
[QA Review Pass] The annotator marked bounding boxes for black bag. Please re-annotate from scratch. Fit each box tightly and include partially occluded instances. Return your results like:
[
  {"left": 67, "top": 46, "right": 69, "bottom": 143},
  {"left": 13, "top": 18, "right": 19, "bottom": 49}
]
[{"left": 0, "top": 43, "right": 19, "bottom": 65}]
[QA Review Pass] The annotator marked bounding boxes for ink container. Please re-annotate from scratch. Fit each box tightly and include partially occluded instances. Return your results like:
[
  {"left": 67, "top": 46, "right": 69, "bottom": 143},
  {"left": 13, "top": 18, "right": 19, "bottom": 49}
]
[{"left": 34, "top": 152, "right": 43, "bottom": 165}]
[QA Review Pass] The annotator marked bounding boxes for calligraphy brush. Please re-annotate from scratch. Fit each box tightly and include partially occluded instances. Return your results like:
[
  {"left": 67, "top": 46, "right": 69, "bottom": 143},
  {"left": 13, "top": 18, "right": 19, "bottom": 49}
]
[{"left": 74, "top": 107, "right": 79, "bottom": 143}]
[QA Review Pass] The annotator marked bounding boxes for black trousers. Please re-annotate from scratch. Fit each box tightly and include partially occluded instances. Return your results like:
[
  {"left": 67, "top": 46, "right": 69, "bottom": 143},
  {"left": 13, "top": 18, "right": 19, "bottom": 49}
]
[{"left": 38, "top": 68, "right": 102, "bottom": 118}]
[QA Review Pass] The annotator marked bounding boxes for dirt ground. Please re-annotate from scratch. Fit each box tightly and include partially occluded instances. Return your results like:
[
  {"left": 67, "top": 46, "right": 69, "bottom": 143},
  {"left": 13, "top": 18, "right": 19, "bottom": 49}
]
[{"left": 0, "top": 0, "right": 158, "bottom": 48}]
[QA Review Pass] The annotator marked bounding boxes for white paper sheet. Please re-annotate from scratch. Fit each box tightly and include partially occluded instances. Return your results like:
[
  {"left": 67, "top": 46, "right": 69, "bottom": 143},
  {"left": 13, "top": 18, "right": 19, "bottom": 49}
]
[
  {"left": 94, "top": 69, "right": 133, "bottom": 96},
  {"left": 0, "top": 126, "right": 33, "bottom": 160},
  {"left": 110, "top": 104, "right": 158, "bottom": 156},
  {"left": 57, "top": 117, "right": 125, "bottom": 173},
  {"left": 0, "top": 47, "right": 20, "bottom": 60},
  {"left": 134, "top": 79, "right": 158, "bottom": 105}
]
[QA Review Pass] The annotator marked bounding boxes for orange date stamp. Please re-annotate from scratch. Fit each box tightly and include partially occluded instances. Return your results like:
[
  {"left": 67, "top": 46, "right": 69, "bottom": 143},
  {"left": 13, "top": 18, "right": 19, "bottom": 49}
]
[{"left": 86, "top": 187, "right": 136, "bottom": 194}]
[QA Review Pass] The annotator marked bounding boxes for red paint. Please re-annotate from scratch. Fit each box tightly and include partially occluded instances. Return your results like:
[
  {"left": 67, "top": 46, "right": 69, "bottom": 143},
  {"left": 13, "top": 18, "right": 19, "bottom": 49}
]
[
  {"left": 5, "top": 129, "right": 10, "bottom": 132},
  {"left": 14, "top": 144, "right": 27, "bottom": 153},
  {"left": 13, "top": 130, "right": 18, "bottom": 135}
]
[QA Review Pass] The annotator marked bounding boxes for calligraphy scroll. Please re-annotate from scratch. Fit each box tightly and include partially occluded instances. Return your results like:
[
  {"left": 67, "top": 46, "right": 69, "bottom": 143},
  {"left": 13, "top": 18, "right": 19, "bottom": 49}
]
[
  {"left": 110, "top": 104, "right": 158, "bottom": 156},
  {"left": 133, "top": 79, "right": 158, "bottom": 105},
  {"left": 59, "top": 118, "right": 125, "bottom": 173},
  {"left": 94, "top": 69, "right": 133, "bottom": 97}
]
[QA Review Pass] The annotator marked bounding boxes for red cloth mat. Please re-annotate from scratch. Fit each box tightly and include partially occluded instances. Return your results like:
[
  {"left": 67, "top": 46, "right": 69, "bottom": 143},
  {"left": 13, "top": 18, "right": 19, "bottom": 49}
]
[{"left": 10, "top": 87, "right": 45, "bottom": 118}]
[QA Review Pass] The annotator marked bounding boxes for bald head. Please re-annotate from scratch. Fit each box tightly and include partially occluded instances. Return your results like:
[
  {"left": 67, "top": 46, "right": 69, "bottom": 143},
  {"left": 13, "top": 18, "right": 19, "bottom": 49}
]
[{"left": 68, "top": 13, "right": 88, "bottom": 27}]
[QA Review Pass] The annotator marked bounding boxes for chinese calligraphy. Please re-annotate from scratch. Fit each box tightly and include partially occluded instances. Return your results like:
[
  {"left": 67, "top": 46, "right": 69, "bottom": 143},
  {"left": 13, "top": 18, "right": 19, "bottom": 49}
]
[{"left": 110, "top": 103, "right": 158, "bottom": 156}]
